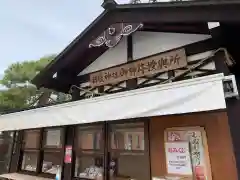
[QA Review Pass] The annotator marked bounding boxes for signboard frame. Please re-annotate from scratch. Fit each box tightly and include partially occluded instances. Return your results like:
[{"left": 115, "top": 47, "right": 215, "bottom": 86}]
[{"left": 90, "top": 48, "right": 187, "bottom": 87}]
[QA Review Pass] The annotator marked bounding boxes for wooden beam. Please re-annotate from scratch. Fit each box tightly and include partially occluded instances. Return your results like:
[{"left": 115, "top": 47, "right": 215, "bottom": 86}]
[
  {"left": 142, "top": 23, "right": 210, "bottom": 34},
  {"left": 115, "top": 1, "right": 240, "bottom": 23},
  {"left": 66, "top": 46, "right": 108, "bottom": 77},
  {"left": 126, "top": 35, "right": 137, "bottom": 90},
  {"left": 214, "top": 51, "right": 231, "bottom": 75},
  {"left": 226, "top": 96, "right": 240, "bottom": 178},
  {"left": 70, "top": 86, "right": 81, "bottom": 101},
  {"left": 74, "top": 38, "right": 218, "bottom": 85},
  {"left": 33, "top": 1, "right": 240, "bottom": 88},
  {"left": 62, "top": 126, "right": 75, "bottom": 180},
  {"left": 43, "top": 78, "right": 73, "bottom": 93}
]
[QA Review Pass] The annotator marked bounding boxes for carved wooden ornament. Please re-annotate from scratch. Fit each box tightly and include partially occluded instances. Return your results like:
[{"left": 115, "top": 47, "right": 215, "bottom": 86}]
[{"left": 89, "top": 23, "right": 143, "bottom": 48}]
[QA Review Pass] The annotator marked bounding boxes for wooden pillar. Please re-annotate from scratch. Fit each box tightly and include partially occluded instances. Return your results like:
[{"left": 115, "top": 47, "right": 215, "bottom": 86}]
[
  {"left": 214, "top": 51, "right": 231, "bottom": 75},
  {"left": 226, "top": 73, "right": 240, "bottom": 179},
  {"left": 36, "top": 129, "right": 44, "bottom": 174},
  {"left": 62, "top": 126, "right": 75, "bottom": 180},
  {"left": 213, "top": 48, "right": 240, "bottom": 178},
  {"left": 71, "top": 85, "right": 81, "bottom": 101},
  {"left": 9, "top": 131, "right": 23, "bottom": 173},
  {"left": 62, "top": 86, "right": 79, "bottom": 180},
  {"left": 126, "top": 35, "right": 137, "bottom": 90}
]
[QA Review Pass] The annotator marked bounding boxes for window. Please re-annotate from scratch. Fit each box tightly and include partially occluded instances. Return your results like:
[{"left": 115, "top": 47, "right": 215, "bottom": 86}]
[
  {"left": 43, "top": 128, "right": 63, "bottom": 148},
  {"left": 75, "top": 156, "right": 103, "bottom": 179},
  {"left": 76, "top": 126, "right": 103, "bottom": 150},
  {"left": 74, "top": 125, "right": 104, "bottom": 179},
  {"left": 41, "top": 128, "right": 64, "bottom": 175},
  {"left": 0, "top": 131, "right": 15, "bottom": 172},
  {"left": 23, "top": 130, "right": 40, "bottom": 149},
  {"left": 42, "top": 152, "right": 62, "bottom": 174},
  {"left": 110, "top": 123, "right": 145, "bottom": 151},
  {"left": 20, "top": 130, "right": 40, "bottom": 172},
  {"left": 21, "top": 152, "right": 38, "bottom": 172},
  {"left": 20, "top": 128, "right": 64, "bottom": 177},
  {"left": 109, "top": 122, "right": 150, "bottom": 180}
]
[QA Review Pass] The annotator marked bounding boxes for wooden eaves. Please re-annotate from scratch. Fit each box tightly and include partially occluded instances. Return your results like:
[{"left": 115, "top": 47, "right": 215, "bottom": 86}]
[{"left": 31, "top": 0, "right": 240, "bottom": 93}]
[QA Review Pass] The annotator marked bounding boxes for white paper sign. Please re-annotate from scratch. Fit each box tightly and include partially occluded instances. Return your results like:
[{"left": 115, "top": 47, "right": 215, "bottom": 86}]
[
  {"left": 152, "top": 177, "right": 165, "bottom": 180},
  {"left": 46, "top": 129, "right": 61, "bottom": 146},
  {"left": 165, "top": 142, "right": 192, "bottom": 175}
]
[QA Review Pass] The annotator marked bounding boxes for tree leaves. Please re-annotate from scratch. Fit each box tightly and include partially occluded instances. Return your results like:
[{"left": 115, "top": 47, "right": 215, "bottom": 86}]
[
  {"left": 1, "top": 55, "right": 54, "bottom": 88},
  {"left": 0, "top": 54, "right": 68, "bottom": 113}
]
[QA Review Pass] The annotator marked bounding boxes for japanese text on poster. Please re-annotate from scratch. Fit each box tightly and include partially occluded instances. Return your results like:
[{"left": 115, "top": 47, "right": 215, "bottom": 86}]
[{"left": 165, "top": 142, "right": 193, "bottom": 175}]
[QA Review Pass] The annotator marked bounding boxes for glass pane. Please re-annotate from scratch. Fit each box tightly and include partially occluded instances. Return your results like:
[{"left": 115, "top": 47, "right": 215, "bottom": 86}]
[
  {"left": 109, "top": 154, "right": 149, "bottom": 180},
  {"left": 44, "top": 129, "right": 62, "bottom": 148},
  {"left": 0, "top": 132, "right": 14, "bottom": 173},
  {"left": 23, "top": 130, "right": 40, "bottom": 149},
  {"left": 111, "top": 123, "right": 144, "bottom": 150},
  {"left": 21, "top": 152, "right": 38, "bottom": 172},
  {"left": 42, "top": 152, "right": 62, "bottom": 174},
  {"left": 76, "top": 126, "right": 103, "bottom": 150},
  {"left": 75, "top": 156, "right": 103, "bottom": 179}
]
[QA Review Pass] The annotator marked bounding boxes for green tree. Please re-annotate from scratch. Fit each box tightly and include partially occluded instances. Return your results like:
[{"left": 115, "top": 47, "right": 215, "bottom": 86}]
[{"left": 0, "top": 55, "right": 70, "bottom": 112}]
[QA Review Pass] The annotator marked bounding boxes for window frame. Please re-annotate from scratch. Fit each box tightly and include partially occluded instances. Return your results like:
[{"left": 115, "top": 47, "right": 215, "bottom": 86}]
[
  {"left": 73, "top": 123, "right": 105, "bottom": 179},
  {"left": 107, "top": 119, "right": 151, "bottom": 180},
  {"left": 73, "top": 119, "right": 151, "bottom": 180},
  {"left": 40, "top": 127, "right": 65, "bottom": 177},
  {"left": 74, "top": 124, "right": 104, "bottom": 153},
  {"left": 22, "top": 130, "right": 41, "bottom": 150},
  {"left": 19, "top": 129, "right": 41, "bottom": 175},
  {"left": 19, "top": 127, "right": 65, "bottom": 178},
  {"left": 42, "top": 128, "right": 65, "bottom": 150},
  {"left": 108, "top": 120, "right": 149, "bottom": 154}
]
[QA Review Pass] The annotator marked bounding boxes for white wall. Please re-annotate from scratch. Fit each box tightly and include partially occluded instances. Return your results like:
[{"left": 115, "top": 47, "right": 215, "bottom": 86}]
[
  {"left": 78, "top": 37, "right": 127, "bottom": 75},
  {"left": 79, "top": 31, "right": 211, "bottom": 75},
  {"left": 132, "top": 31, "right": 211, "bottom": 60}
]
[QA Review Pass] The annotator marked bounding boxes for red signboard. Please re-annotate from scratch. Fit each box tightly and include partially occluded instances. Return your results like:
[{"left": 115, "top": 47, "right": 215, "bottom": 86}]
[{"left": 64, "top": 146, "right": 72, "bottom": 164}]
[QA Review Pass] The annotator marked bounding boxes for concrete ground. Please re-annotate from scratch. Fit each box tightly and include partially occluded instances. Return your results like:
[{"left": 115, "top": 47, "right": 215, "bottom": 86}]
[{"left": 0, "top": 173, "right": 53, "bottom": 180}]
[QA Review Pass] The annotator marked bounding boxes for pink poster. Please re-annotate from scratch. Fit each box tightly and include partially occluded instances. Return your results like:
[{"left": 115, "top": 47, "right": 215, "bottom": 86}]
[{"left": 64, "top": 146, "right": 72, "bottom": 164}]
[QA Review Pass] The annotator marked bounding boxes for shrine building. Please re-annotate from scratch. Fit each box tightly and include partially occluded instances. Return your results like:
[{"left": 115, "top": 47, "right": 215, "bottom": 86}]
[{"left": 1, "top": 0, "right": 240, "bottom": 180}]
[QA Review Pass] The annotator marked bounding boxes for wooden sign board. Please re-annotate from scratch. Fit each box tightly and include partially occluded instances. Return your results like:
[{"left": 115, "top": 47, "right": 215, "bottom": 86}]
[{"left": 90, "top": 48, "right": 187, "bottom": 87}]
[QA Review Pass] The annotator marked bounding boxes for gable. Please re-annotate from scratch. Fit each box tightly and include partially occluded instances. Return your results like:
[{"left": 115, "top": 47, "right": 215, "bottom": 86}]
[
  {"left": 78, "top": 37, "right": 127, "bottom": 76},
  {"left": 132, "top": 31, "right": 211, "bottom": 60},
  {"left": 78, "top": 31, "right": 211, "bottom": 76},
  {"left": 32, "top": 0, "right": 240, "bottom": 92}
]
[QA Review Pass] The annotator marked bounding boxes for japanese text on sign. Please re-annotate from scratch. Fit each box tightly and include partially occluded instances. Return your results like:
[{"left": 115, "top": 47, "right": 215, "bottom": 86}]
[
  {"left": 90, "top": 48, "right": 187, "bottom": 87},
  {"left": 165, "top": 142, "right": 193, "bottom": 175}
]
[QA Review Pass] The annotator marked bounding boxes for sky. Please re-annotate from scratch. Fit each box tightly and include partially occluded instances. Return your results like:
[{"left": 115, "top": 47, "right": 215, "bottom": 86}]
[
  {"left": 0, "top": 0, "right": 130, "bottom": 75},
  {"left": 0, "top": 0, "right": 217, "bottom": 77}
]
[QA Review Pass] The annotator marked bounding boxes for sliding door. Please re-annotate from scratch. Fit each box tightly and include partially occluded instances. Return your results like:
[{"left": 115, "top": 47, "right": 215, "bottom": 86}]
[{"left": 108, "top": 121, "right": 150, "bottom": 180}]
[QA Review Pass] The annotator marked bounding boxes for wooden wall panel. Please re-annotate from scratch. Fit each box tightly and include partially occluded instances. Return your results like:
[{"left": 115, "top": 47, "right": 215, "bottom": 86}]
[
  {"left": 62, "top": 126, "right": 74, "bottom": 180},
  {"left": 226, "top": 98, "right": 240, "bottom": 178},
  {"left": 149, "top": 111, "right": 238, "bottom": 180}
]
